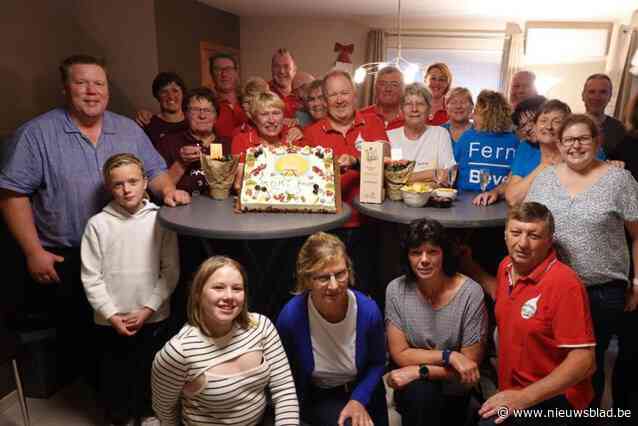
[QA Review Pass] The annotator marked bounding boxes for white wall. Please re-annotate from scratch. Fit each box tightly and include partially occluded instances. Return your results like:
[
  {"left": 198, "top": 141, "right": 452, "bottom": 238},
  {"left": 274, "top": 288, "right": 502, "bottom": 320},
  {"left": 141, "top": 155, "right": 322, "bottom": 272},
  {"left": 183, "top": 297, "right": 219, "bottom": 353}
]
[{"left": 240, "top": 16, "right": 369, "bottom": 83}]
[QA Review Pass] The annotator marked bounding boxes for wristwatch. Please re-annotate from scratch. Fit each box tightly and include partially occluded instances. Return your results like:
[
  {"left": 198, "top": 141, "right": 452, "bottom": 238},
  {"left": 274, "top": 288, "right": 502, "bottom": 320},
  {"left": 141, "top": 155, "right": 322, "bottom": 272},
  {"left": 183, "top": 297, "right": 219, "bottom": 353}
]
[{"left": 418, "top": 364, "right": 429, "bottom": 380}]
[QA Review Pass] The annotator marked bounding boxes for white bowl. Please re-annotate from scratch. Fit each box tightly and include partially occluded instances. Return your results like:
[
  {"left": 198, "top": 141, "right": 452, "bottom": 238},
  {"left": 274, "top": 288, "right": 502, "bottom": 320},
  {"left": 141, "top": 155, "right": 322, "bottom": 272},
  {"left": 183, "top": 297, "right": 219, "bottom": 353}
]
[
  {"left": 432, "top": 188, "right": 458, "bottom": 201},
  {"left": 401, "top": 189, "right": 432, "bottom": 207}
]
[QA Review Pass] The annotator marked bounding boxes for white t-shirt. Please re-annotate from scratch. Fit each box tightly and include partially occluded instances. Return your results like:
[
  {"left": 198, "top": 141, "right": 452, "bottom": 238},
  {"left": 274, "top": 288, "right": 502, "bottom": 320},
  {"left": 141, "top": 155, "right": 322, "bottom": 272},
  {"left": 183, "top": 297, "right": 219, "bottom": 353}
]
[
  {"left": 308, "top": 289, "right": 358, "bottom": 388},
  {"left": 387, "top": 125, "right": 456, "bottom": 172}
]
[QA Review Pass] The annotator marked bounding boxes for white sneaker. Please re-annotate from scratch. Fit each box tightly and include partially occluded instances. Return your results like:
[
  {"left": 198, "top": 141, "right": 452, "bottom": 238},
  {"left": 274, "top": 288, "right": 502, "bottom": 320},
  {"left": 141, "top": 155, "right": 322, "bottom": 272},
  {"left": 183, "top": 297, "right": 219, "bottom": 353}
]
[{"left": 140, "top": 416, "right": 161, "bottom": 426}]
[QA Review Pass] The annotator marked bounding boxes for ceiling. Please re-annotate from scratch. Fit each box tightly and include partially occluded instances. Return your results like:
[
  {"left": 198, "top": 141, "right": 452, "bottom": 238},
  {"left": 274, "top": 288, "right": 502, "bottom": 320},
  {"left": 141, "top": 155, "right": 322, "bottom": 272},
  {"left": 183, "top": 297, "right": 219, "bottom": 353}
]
[{"left": 200, "top": 0, "right": 637, "bottom": 23}]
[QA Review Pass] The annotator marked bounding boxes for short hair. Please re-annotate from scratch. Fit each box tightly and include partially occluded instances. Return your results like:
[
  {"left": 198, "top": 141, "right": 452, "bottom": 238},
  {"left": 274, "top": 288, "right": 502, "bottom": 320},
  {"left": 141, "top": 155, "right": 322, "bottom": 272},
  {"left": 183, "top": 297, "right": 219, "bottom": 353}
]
[
  {"left": 584, "top": 73, "right": 613, "bottom": 94},
  {"left": 59, "top": 54, "right": 106, "bottom": 84},
  {"left": 535, "top": 99, "right": 571, "bottom": 123},
  {"left": 401, "top": 83, "right": 432, "bottom": 108},
  {"left": 294, "top": 232, "right": 355, "bottom": 293},
  {"left": 401, "top": 219, "right": 458, "bottom": 280},
  {"left": 242, "top": 77, "right": 270, "bottom": 98},
  {"left": 474, "top": 90, "right": 513, "bottom": 133},
  {"left": 102, "top": 153, "right": 145, "bottom": 184},
  {"left": 377, "top": 65, "right": 403, "bottom": 80},
  {"left": 151, "top": 72, "right": 187, "bottom": 101},
  {"left": 558, "top": 113, "right": 599, "bottom": 142},
  {"left": 626, "top": 94, "right": 638, "bottom": 134},
  {"left": 306, "top": 79, "right": 324, "bottom": 97},
  {"left": 512, "top": 70, "right": 536, "bottom": 83},
  {"left": 183, "top": 87, "right": 217, "bottom": 114},
  {"left": 506, "top": 202, "right": 555, "bottom": 236},
  {"left": 188, "top": 256, "right": 251, "bottom": 334},
  {"left": 272, "top": 48, "right": 294, "bottom": 65},
  {"left": 322, "top": 69, "right": 356, "bottom": 95},
  {"left": 250, "top": 91, "right": 285, "bottom": 118},
  {"left": 425, "top": 62, "right": 453, "bottom": 95},
  {"left": 209, "top": 52, "right": 238, "bottom": 74},
  {"left": 445, "top": 87, "right": 474, "bottom": 107},
  {"left": 512, "top": 95, "right": 547, "bottom": 126}
]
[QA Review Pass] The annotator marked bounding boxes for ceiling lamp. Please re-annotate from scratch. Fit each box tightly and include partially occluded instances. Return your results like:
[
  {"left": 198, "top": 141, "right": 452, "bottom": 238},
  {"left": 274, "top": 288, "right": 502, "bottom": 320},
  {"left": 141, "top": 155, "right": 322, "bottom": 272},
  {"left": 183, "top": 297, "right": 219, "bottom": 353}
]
[{"left": 353, "top": 0, "right": 422, "bottom": 85}]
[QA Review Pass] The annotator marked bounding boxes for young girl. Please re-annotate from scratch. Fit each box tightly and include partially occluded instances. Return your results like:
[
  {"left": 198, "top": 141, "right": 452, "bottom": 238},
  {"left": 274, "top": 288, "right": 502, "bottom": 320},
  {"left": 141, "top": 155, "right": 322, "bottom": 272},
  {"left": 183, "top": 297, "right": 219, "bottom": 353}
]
[{"left": 81, "top": 153, "right": 179, "bottom": 426}]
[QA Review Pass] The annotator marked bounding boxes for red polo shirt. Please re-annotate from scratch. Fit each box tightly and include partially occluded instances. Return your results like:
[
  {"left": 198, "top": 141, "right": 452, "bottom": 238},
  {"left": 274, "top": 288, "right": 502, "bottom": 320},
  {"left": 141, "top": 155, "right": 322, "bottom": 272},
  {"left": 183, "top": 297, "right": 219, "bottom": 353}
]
[
  {"left": 427, "top": 108, "right": 449, "bottom": 126},
  {"left": 269, "top": 81, "right": 303, "bottom": 118},
  {"left": 214, "top": 99, "right": 248, "bottom": 141},
  {"left": 360, "top": 104, "right": 405, "bottom": 131},
  {"left": 495, "top": 249, "right": 595, "bottom": 410},
  {"left": 304, "top": 112, "right": 388, "bottom": 228}
]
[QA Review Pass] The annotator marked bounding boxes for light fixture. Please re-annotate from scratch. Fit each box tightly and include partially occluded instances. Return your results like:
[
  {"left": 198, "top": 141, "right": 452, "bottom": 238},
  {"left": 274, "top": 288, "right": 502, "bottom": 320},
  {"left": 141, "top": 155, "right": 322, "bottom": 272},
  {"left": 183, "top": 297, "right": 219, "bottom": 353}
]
[{"left": 353, "top": 0, "right": 422, "bottom": 85}]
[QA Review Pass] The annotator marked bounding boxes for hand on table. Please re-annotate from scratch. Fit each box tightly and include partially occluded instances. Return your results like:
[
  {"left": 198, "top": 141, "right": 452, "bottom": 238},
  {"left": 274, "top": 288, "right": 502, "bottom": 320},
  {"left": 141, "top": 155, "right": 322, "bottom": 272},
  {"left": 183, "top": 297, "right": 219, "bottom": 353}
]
[
  {"left": 27, "top": 249, "right": 64, "bottom": 284},
  {"left": 338, "top": 399, "right": 374, "bottom": 426},
  {"left": 472, "top": 190, "right": 498, "bottom": 206},
  {"left": 163, "top": 189, "right": 191, "bottom": 206}
]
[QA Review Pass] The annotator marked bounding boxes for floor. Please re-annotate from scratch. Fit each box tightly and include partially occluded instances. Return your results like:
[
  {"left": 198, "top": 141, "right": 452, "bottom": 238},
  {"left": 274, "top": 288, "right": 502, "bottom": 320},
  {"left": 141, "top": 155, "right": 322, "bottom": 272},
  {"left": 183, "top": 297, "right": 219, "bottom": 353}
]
[{"left": 0, "top": 339, "right": 616, "bottom": 426}]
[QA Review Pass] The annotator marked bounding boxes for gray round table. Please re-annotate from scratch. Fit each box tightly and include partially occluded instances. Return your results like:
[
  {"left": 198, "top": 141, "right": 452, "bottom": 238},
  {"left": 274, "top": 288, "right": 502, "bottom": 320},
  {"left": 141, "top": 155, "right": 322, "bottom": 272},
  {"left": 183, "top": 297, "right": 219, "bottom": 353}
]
[
  {"left": 353, "top": 192, "right": 507, "bottom": 228},
  {"left": 159, "top": 194, "right": 352, "bottom": 239}
]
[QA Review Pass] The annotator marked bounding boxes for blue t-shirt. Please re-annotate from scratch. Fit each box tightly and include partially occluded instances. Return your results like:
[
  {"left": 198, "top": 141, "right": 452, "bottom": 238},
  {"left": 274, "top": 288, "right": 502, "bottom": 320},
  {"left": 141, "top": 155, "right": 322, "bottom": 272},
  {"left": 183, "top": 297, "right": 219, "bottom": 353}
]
[
  {"left": 453, "top": 128, "right": 519, "bottom": 192},
  {"left": 441, "top": 122, "right": 474, "bottom": 143},
  {"left": 511, "top": 140, "right": 608, "bottom": 178}
]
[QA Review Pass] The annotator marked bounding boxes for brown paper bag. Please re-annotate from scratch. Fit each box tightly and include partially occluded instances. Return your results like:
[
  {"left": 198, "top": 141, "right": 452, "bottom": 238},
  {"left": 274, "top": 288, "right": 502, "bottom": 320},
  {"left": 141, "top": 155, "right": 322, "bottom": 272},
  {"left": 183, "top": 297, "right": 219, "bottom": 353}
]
[
  {"left": 384, "top": 161, "right": 415, "bottom": 201},
  {"left": 200, "top": 153, "right": 240, "bottom": 200}
]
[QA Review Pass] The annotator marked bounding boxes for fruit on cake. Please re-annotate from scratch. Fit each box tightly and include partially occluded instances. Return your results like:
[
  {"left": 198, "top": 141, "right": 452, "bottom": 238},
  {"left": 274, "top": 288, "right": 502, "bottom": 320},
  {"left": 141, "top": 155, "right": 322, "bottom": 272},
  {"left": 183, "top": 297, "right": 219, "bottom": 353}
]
[{"left": 240, "top": 145, "right": 337, "bottom": 213}]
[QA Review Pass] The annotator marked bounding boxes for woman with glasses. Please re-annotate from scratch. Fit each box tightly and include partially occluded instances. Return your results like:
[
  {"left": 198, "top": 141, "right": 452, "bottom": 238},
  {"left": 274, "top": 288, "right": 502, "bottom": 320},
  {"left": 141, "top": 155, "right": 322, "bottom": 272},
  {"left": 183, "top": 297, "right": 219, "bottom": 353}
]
[
  {"left": 276, "top": 232, "right": 388, "bottom": 426},
  {"left": 156, "top": 87, "right": 224, "bottom": 195},
  {"left": 385, "top": 218, "right": 487, "bottom": 426},
  {"left": 441, "top": 87, "right": 474, "bottom": 143},
  {"left": 387, "top": 83, "right": 456, "bottom": 184},
  {"left": 526, "top": 113, "right": 638, "bottom": 409},
  {"left": 425, "top": 63, "right": 452, "bottom": 125}
]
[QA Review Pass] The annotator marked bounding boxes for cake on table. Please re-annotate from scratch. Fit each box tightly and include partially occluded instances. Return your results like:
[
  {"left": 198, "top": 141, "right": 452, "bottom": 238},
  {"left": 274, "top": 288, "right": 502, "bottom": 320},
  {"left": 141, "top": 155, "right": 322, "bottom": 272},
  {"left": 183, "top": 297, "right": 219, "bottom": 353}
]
[{"left": 239, "top": 144, "right": 339, "bottom": 213}]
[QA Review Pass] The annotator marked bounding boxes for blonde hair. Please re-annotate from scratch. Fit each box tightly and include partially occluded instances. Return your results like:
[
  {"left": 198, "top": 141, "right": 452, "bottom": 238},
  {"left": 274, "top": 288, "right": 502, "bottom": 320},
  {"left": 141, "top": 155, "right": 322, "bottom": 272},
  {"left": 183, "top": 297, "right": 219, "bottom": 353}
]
[
  {"left": 188, "top": 256, "right": 251, "bottom": 335},
  {"left": 250, "top": 91, "right": 285, "bottom": 119},
  {"left": 294, "top": 232, "right": 355, "bottom": 293},
  {"left": 425, "top": 63, "right": 452, "bottom": 95},
  {"left": 102, "top": 153, "right": 145, "bottom": 185},
  {"left": 474, "top": 90, "right": 513, "bottom": 133},
  {"left": 241, "top": 77, "right": 271, "bottom": 118},
  {"left": 446, "top": 87, "right": 474, "bottom": 106}
]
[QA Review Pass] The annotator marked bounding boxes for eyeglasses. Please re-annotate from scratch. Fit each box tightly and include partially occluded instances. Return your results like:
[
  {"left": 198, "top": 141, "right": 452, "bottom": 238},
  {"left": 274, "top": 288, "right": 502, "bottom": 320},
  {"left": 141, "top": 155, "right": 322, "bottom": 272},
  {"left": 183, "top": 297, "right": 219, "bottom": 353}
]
[
  {"left": 189, "top": 107, "right": 215, "bottom": 115},
  {"left": 213, "top": 66, "right": 236, "bottom": 74},
  {"left": 377, "top": 81, "right": 402, "bottom": 89},
  {"left": 560, "top": 135, "right": 594, "bottom": 147},
  {"left": 312, "top": 269, "right": 348, "bottom": 285}
]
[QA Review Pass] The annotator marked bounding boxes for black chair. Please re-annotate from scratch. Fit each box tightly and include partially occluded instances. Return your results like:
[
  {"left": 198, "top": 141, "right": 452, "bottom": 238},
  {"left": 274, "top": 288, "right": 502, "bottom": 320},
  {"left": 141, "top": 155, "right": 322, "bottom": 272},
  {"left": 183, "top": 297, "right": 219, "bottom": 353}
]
[{"left": 0, "top": 317, "right": 30, "bottom": 426}]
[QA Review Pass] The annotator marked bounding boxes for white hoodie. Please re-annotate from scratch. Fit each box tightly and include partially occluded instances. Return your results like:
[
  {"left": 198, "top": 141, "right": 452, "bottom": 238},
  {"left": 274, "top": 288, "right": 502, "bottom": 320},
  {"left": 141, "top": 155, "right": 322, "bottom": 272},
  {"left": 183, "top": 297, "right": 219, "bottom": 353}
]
[{"left": 81, "top": 200, "right": 179, "bottom": 326}]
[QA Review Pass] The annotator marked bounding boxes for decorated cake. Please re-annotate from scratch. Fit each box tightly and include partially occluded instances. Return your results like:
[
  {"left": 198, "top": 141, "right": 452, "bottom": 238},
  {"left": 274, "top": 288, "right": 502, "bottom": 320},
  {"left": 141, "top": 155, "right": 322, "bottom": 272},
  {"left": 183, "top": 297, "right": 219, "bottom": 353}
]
[{"left": 239, "top": 144, "right": 338, "bottom": 213}]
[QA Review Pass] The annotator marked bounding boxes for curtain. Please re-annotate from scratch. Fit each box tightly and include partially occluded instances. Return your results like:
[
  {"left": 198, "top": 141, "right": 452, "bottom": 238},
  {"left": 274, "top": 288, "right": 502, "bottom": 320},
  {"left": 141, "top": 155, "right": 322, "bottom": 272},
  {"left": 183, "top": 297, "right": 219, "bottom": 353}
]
[
  {"left": 360, "top": 29, "right": 385, "bottom": 108},
  {"left": 614, "top": 29, "right": 637, "bottom": 120},
  {"left": 499, "top": 26, "right": 524, "bottom": 100}
]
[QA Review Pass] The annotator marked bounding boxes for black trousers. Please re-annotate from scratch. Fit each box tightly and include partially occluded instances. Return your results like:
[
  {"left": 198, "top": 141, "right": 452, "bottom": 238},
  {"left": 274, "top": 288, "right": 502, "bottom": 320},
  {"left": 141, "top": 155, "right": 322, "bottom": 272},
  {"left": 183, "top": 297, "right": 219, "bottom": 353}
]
[
  {"left": 394, "top": 379, "right": 470, "bottom": 426},
  {"left": 302, "top": 381, "right": 389, "bottom": 426},
  {"left": 95, "top": 320, "right": 167, "bottom": 424}
]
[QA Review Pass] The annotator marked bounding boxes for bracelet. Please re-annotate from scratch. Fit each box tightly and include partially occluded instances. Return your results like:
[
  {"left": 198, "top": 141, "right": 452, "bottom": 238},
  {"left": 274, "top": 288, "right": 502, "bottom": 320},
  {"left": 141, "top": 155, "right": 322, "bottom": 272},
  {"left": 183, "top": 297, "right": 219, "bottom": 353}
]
[{"left": 442, "top": 349, "right": 452, "bottom": 367}]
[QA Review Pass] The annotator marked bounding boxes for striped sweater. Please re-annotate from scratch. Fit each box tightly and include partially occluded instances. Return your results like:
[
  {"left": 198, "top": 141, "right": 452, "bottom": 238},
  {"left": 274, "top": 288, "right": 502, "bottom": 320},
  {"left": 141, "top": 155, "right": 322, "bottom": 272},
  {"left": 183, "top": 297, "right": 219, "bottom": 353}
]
[{"left": 152, "top": 314, "right": 299, "bottom": 425}]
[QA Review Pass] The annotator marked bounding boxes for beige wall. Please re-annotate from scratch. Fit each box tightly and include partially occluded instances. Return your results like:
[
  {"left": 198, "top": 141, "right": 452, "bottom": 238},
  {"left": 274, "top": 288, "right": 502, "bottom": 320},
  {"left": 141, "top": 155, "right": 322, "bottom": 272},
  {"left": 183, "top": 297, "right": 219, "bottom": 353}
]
[
  {"left": 0, "top": 0, "right": 158, "bottom": 136},
  {"left": 155, "top": 0, "right": 240, "bottom": 95},
  {"left": 240, "top": 16, "right": 369, "bottom": 84}
]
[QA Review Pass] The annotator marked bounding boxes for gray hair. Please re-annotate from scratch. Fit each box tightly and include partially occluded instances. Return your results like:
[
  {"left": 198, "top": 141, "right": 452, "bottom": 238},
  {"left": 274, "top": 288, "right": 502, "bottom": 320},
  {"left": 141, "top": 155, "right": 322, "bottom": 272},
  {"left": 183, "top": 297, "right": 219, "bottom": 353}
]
[{"left": 401, "top": 83, "right": 432, "bottom": 108}]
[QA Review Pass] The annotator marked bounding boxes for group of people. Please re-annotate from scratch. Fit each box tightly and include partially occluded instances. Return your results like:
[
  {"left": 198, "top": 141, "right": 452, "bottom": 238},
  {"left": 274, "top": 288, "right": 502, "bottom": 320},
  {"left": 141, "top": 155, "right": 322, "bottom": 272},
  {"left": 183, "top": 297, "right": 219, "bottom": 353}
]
[{"left": 0, "top": 47, "right": 637, "bottom": 426}]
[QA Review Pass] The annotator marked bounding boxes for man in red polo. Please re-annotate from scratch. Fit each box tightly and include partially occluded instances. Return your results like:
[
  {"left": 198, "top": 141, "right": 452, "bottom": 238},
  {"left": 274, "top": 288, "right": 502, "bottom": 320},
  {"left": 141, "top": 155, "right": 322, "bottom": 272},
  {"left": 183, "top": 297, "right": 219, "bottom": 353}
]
[
  {"left": 479, "top": 202, "right": 595, "bottom": 425},
  {"left": 360, "top": 66, "right": 405, "bottom": 131},
  {"left": 270, "top": 48, "right": 303, "bottom": 119},
  {"left": 209, "top": 52, "right": 248, "bottom": 140}
]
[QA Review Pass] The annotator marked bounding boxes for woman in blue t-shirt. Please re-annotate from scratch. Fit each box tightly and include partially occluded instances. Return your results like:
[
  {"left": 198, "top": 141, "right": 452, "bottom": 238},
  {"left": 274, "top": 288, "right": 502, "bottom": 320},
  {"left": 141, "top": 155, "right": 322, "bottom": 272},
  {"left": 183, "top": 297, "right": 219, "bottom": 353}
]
[{"left": 453, "top": 90, "right": 519, "bottom": 206}]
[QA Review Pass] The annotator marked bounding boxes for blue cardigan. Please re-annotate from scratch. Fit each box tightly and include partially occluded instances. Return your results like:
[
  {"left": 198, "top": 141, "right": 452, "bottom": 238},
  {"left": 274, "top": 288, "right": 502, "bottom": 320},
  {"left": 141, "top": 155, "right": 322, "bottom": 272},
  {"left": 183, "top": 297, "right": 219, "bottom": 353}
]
[{"left": 275, "top": 289, "right": 386, "bottom": 408}]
